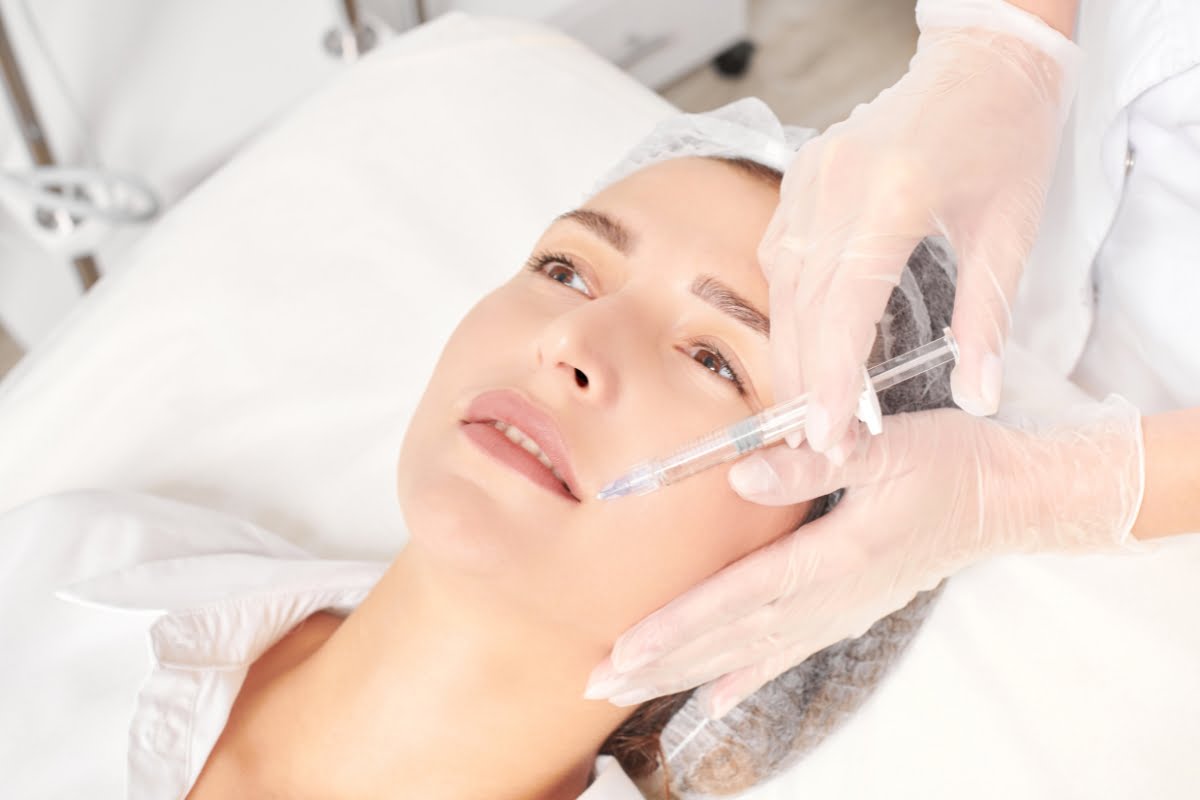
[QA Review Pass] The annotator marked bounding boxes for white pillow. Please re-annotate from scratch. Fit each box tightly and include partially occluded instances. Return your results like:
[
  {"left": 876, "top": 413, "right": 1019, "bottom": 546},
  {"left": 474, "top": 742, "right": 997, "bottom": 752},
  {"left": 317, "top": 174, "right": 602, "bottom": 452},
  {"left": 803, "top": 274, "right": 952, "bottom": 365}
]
[{"left": 0, "top": 13, "right": 673, "bottom": 558}]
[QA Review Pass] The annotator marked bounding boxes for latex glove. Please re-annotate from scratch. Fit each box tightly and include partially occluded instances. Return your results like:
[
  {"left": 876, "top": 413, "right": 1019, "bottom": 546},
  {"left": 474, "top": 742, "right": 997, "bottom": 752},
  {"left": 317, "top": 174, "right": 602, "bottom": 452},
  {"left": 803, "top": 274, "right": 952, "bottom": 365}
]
[
  {"left": 761, "top": 0, "right": 1082, "bottom": 455},
  {"left": 584, "top": 398, "right": 1143, "bottom": 719}
]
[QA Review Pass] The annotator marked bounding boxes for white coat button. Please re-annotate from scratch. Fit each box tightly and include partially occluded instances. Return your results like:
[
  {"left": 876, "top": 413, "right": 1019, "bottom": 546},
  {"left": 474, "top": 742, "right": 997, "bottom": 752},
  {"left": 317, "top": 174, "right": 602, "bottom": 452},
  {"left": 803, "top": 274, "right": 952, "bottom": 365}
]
[{"left": 1124, "top": 145, "right": 1136, "bottom": 175}]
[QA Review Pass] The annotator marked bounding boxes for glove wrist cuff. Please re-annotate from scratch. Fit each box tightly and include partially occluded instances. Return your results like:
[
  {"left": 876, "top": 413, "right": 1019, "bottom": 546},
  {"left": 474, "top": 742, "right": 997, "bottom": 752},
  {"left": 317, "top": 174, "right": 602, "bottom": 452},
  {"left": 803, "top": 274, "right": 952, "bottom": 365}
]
[
  {"left": 915, "top": 0, "right": 1082, "bottom": 93},
  {"left": 1019, "top": 394, "right": 1146, "bottom": 554}
]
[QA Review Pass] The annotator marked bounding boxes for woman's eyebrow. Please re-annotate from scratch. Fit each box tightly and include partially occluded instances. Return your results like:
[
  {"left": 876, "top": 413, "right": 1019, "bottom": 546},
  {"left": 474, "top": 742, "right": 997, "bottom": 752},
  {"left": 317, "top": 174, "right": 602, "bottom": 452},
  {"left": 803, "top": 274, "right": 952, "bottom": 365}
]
[
  {"left": 555, "top": 209, "right": 768, "bottom": 337},
  {"left": 692, "top": 275, "right": 769, "bottom": 337},
  {"left": 555, "top": 209, "right": 635, "bottom": 255}
]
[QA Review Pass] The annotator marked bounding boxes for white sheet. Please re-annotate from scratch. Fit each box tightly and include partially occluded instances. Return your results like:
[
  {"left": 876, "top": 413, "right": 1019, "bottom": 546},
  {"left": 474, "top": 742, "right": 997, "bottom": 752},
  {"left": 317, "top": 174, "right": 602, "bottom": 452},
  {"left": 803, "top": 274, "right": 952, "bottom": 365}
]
[{"left": 0, "top": 13, "right": 1197, "bottom": 799}]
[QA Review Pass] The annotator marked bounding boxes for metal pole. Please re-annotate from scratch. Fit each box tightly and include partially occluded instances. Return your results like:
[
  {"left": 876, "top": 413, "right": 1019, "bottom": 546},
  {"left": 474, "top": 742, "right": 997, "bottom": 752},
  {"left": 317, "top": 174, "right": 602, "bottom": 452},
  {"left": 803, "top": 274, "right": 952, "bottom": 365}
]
[
  {"left": 0, "top": 7, "right": 100, "bottom": 290},
  {"left": 342, "top": 0, "right": 360, "bottom": 31}
]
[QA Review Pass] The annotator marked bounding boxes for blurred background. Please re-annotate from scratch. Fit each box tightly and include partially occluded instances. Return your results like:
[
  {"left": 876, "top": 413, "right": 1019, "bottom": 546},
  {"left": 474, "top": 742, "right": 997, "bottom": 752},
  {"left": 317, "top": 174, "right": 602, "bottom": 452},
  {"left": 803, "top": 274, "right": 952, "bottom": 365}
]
[{"left": 0, "top": 0, "right": 916, "bottom": 381}]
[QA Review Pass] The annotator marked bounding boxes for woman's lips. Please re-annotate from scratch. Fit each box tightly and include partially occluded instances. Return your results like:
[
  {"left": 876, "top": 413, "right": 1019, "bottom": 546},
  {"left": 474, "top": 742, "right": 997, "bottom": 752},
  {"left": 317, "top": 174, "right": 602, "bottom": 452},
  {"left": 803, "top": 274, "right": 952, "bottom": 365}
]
[
  {"left": 461, "top": 422, "right": 579, "bottom": 502},
  {"left": 461, "top": 389, "right": 582, "bottom": 501}
]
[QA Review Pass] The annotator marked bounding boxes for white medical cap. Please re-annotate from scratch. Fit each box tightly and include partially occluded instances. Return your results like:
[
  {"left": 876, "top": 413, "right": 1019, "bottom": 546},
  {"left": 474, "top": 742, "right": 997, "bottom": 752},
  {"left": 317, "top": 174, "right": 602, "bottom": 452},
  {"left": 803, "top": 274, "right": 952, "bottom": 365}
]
[{"left": 595, "top": 97, "right": 817, "bottom": 192}]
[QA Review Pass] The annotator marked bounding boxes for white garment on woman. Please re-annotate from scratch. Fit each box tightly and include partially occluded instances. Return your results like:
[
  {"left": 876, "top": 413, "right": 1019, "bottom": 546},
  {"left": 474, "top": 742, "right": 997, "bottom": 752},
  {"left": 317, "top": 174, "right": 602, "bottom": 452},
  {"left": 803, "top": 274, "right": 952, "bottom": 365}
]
[
  {"left": 0, "top": 491, "right": 642, "bottom": 799},
  {"left": 1012, "top": 0, "right": 1200, "bottom": 410}
]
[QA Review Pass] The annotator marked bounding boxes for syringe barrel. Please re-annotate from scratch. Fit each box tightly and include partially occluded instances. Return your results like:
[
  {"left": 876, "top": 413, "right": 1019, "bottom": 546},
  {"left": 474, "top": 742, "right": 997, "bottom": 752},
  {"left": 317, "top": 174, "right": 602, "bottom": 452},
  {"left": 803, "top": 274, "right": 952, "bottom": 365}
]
[
  {"left": 651, "top": 395, "right": 810, "bottom": 487},
  {"left": 867, "top": 332, "right": 957, "bottom": 391},
  {"left": 622, "top": 332, "right": 958, "bottom": 496}
]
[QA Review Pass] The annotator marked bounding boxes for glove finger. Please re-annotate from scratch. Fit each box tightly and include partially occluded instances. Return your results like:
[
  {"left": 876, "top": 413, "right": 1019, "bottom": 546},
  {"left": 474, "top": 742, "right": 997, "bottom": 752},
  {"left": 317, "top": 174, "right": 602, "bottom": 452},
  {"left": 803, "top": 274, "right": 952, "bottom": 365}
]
[
  {"left": 595, "top": 603, "right": 797, "bottom": 691},
  {"left": 779, "top": 224, "right": 852, "bottom": 421},
  {"left": 695, "top": 639, "right": 819, "bottom": 720},
  {"left": 759, "top": 141, "right": 821, "bottom": 279},
  {"left": 595, "top": 633, "right": 763, "bottom": 701},
  {"left": 612, "top": 506, "right": 875, "bottom": 681},
  {"left": 826, "top": 421, "right": 860, "bottom": 467},
  {"left": 636, "top": 585, "right": 856, "bottom": 682},
  {"left": 586, "top": 650, "right": 715, "bottom": 705},
  {"left": 609, "top": 517, "right": 856, "bottom": 672},
  {"left": 768, "top": 263, "right": 807, "bottom": 438},
  {"left": 757, "top": 196, "right": 793, "bottom": 279},
  {"left": 948, "top": 202, "right": 1030, "bottom": 416},
  {"left": 730, "top": 424, "right": 906, "bottom": 505},
  {"left": 797, "top": 223, "right": 923, "bottom": 453},
  {"left": 602, "top": 617, "right": 823, "bottom": 704},
  {"left": 689, "top": 548, "right": 875, "bottom": 663},
  {"left": 630, "top": 592, "right": 800, "bottom": 678},
  {"left": 621, "top": 605, "right": 854, "bottom": 712},
  {"left": 764, "top": 170, "right": 824, "bottom": 416}
]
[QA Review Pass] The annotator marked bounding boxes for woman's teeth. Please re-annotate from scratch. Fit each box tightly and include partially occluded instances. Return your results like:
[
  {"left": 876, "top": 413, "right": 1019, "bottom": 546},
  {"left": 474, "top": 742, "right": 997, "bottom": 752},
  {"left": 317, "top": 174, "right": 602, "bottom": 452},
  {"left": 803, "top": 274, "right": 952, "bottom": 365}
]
[{"left": 491, "top": 420, "right": 568, "bottom": 488}]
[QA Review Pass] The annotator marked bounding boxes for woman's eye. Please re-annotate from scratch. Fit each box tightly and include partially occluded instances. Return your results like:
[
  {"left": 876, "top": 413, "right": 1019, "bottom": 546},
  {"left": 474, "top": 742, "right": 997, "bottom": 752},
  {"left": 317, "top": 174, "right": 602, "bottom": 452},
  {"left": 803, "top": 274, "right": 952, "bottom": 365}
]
[
  {"left": 687, "top": 343, "right": 744, "bottom": 391},
  {"left": 546, "top": 264, "right": 588, "bottom": 293},
  {"left": 528, "top": 255, "right": 591, "bottom": 296}
]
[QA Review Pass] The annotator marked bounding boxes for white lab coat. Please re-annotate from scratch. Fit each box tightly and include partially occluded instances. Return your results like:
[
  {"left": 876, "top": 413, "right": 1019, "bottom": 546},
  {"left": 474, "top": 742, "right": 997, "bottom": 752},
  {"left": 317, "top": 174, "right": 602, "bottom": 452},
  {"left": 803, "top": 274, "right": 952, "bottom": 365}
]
[
  {"left": 1012, "top": 0, "right": 1200, "bottom": 410},
  {"left": 0, "top": 491, "right": 643, "bottom": 799}
]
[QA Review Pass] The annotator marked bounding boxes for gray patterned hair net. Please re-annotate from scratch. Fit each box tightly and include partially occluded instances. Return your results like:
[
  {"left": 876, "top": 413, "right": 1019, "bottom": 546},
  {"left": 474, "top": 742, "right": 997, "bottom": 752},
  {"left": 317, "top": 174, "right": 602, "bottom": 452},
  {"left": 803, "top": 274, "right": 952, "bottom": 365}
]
[{"left": 592, "top": 99, "right": 958, "bottom": 799}]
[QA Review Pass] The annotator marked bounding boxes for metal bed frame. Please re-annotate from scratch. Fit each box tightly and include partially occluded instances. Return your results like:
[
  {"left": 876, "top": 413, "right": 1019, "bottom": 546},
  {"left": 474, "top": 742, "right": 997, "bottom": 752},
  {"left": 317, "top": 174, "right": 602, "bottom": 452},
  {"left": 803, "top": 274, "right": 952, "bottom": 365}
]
[{"left": 0, "top": 6, "right": 99, "bottom": 289}]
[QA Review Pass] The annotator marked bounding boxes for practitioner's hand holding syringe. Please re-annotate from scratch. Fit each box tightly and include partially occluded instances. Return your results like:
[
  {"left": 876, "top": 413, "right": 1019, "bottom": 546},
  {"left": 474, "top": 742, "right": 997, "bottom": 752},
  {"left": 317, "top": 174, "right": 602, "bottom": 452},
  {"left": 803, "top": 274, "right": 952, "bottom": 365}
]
[
  {"left": 583, "top": 0, "right": 1146, "bottom": 717},
  {"left": 763, "top": 0, "right": 1084, "bottom": 446},
  {"left": 589, "top": 0, "right": 1200, "bottom": 720}
]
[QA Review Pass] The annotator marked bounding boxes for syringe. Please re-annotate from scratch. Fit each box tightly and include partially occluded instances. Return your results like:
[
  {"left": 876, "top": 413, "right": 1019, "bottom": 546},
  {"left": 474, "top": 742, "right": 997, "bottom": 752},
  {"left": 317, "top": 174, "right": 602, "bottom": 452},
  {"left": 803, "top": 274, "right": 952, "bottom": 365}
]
[{"left": 596, "top": 329, "right": 959, "bottom": 500}]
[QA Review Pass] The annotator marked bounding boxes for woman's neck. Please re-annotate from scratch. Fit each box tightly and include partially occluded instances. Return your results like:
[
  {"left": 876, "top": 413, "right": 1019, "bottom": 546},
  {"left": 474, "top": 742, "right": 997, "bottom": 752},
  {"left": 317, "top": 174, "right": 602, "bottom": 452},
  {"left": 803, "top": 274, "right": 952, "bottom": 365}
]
[{"left": 200, "top": 545, "right": 632, "bottom": 800}]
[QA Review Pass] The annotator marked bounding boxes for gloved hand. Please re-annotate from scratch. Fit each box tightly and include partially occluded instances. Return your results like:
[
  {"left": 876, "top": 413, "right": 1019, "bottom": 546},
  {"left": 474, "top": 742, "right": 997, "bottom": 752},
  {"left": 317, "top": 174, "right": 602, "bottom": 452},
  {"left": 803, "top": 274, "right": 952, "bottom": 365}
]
[
  {"left": 585, "top": 398, "right": 1144, "bottom": 719},
  {"left": 761, "top": 0, "right": 1082, "bottom": 456}
]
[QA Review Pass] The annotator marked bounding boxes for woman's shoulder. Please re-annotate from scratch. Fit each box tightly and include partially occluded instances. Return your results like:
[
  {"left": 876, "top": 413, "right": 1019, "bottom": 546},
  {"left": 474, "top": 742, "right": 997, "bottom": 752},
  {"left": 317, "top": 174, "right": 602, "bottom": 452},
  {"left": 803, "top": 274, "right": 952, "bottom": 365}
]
[{"left": 0, "top": 491, "right": 337, "bottom": 798}]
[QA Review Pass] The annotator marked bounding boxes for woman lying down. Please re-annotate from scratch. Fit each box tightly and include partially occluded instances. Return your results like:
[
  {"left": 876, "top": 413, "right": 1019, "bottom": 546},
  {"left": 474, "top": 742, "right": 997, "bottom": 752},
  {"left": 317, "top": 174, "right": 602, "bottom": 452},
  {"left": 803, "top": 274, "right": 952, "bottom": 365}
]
[{"left": 0, "top": 101, "right": 956, "bottom": 800}]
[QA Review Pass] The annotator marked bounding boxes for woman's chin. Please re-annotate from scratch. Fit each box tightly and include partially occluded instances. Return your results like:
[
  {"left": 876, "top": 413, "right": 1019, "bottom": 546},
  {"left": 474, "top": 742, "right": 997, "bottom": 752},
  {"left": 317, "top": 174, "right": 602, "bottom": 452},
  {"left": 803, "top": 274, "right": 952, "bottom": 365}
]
[{"left": 399, "top": 471, "right": 557, "bottom": 575}]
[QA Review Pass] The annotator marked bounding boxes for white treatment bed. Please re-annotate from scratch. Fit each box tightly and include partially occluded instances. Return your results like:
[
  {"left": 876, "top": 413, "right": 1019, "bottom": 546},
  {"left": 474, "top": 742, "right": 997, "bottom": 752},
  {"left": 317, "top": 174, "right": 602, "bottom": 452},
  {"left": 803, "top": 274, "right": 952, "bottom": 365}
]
[{"left": 0, "top": 14, "right": 1197, "bottom": 799}]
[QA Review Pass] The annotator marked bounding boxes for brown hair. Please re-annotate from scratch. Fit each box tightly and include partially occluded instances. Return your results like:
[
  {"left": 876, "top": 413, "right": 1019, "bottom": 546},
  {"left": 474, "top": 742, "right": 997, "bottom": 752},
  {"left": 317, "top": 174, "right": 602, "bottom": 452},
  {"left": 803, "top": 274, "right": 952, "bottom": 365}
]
[{"left": 600, "top": 691, "right": 695, "bottom": 786}]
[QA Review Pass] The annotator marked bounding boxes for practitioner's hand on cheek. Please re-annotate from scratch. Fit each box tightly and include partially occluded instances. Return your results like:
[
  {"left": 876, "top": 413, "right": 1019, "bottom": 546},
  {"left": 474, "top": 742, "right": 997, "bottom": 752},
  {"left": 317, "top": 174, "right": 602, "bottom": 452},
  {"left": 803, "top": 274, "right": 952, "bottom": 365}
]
[{"left": 587, "top": 400, "right": 1144, "bottom": 720}]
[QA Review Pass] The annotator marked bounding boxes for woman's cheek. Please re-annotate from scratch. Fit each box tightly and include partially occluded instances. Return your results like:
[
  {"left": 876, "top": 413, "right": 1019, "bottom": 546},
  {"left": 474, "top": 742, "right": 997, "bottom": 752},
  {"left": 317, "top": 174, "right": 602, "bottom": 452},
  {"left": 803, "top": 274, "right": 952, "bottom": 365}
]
[
  {"left": 668, "top": 473, "right": 805, "bottom": 574},
  {"left": 454, "top": 288, "right": 534, "bottom": 347},
  {"left": 614, "top": 472, "right": 765, "bottom": 602}
]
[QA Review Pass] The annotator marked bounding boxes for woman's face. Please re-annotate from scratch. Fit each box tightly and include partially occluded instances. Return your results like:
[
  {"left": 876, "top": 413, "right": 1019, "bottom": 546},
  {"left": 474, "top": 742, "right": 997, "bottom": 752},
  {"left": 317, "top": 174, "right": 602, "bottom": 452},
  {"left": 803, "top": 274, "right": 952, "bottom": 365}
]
[{"left": 397, "top": 157, "right": 810, "bottom": 644}]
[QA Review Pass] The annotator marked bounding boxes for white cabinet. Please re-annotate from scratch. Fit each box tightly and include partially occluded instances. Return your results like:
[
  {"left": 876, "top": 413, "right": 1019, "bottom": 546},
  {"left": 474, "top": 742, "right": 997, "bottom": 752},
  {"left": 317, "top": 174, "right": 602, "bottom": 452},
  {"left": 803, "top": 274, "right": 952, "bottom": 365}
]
[
  {"left": 548, "top": 0, "right": 747, "bottom": 88},
  {"left": 368, "top": 0, "right": 749, "bottom": 89}
]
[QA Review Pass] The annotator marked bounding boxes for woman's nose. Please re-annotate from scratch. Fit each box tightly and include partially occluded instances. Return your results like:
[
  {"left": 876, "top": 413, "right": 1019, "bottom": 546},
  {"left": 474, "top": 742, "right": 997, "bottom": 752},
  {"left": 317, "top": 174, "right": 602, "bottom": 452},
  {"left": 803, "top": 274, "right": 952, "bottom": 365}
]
[{"left": 536, "top": 303, "right": 638, "bottom": 405}]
